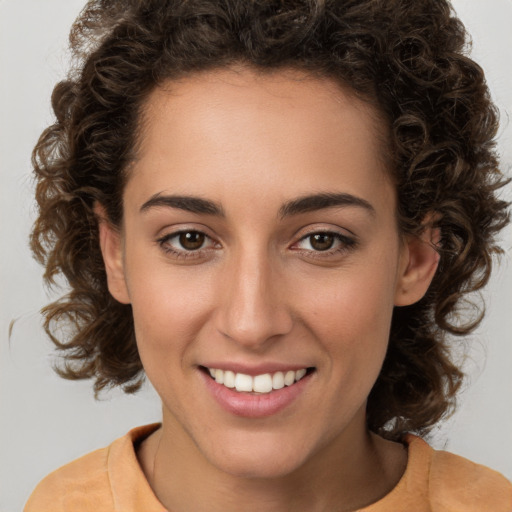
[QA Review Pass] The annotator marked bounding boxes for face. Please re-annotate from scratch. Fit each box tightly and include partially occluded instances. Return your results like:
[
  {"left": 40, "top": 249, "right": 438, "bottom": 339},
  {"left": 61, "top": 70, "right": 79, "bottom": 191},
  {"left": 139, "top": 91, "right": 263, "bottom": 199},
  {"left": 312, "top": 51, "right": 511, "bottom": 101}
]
[{"left": 101, "top": 68, "right": 436, "bottom": 479}]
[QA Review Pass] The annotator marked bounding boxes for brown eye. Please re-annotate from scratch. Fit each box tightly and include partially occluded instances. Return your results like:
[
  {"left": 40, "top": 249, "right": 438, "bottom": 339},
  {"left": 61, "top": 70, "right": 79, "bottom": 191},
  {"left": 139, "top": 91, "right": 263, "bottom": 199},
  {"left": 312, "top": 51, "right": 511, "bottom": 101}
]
[
  {"left": 309, "top": 233, "right": 335, "bottom": 251},
  {"left": 157, "top": 229, "right": 218, "bottom": 259},
  {"left": 179, "top": 231, "right": 206, "bottom": 250},
  {"left": 292, "top": 230, "right": 357, "bottom": 257}
]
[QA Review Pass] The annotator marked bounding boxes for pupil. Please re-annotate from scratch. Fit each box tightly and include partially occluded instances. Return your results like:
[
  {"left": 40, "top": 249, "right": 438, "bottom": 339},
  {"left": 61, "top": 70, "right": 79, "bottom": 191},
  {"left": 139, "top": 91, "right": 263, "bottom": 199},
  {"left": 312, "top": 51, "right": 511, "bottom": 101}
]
[
  {"left": 311, "top": 233, "right": 334, "bottom": 251},
  {"left": 179, "top": 232, "right": 205, "bottom": 250}
]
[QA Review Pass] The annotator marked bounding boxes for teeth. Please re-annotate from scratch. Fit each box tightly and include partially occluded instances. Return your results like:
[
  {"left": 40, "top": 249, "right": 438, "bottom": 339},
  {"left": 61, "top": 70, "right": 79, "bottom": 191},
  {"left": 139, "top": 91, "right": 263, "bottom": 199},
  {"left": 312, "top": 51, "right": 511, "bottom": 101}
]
[
  {"left": 272, "top": 371, "right": 285, "bottom": 390},
  {"left": 214, "top": 369, "right": 224, "bottom": 384},
  {"left": 235, "top": 373, "right": 253, "bottom": 392},
  {"left": 253, "top": 374, "right": 273, "bottom": 393},
  {"left": 224, "top": 370, "right": 236, "bottom": 388},
  {"left": 284, "top": 370, "right": 295, "bottom": 386},
  {"left": 296, "top": 368, "right": 307, "bottom": 380},
  {"left": 207, "top": 367, "right": 309, "bottom": 393}
]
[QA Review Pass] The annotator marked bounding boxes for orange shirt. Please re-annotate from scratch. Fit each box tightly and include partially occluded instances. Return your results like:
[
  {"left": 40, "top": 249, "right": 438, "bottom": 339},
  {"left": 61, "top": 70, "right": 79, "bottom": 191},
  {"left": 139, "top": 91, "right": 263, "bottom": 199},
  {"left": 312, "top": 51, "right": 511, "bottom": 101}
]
[{"left": 25, "top": 424, "right": 512, "bottom": 511}]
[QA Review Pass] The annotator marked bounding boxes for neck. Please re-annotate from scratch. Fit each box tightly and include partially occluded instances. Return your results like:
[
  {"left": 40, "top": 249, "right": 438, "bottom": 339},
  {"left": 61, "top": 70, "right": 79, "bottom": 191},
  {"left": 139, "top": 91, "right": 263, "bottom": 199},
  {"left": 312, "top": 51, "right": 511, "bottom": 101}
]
[{"left": 137, "top": 411, "right": 406, "bottom": 512}]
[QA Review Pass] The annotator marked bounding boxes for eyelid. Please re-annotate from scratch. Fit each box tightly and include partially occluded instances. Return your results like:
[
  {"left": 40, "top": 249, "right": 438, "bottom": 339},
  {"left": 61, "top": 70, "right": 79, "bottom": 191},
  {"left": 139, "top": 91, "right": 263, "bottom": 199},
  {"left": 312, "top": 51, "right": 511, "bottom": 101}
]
[
  {"left": 291, "top": 223, "right": 357, "bottom": 243},
  {"left": 156, "top": 226, "right": 221, "bottom": 259},
  {"left": 294, "top": 232, "right": 355, "bottom": 248},
  {"left": 159, "top": 230, "right": 216, "bottom": 247},
  {"left": 155, "top": 222, "right": 219, "bottom": 243},
  {"left": 155, "top": 223, "right": 357, "bottom": 260},
  {"left": 289, "top": 225, "right": 358, "bottom": 256}
]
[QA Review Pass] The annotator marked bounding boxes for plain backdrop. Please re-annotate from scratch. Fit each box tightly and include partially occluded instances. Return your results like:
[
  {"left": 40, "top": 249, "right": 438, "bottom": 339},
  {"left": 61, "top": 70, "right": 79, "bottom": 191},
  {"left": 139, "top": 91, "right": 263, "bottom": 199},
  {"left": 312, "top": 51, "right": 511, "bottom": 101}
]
[{"left": 1, "top": 1, "right": 511, "bottom": 510}]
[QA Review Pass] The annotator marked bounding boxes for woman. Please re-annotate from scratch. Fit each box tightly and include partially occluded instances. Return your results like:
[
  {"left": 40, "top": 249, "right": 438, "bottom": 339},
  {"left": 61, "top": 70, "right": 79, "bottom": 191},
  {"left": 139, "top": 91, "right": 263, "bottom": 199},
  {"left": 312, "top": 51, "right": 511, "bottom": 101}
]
[{"left": 24, "top": 0, "right": 511, "bottom": 510}]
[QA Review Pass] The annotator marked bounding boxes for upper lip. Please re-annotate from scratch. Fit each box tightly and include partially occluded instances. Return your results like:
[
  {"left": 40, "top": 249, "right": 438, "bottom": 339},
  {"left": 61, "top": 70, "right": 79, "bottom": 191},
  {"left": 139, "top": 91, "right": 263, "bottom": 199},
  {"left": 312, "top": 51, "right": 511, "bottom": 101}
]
[{"left": 199, "top": 362, "right": 314, "bottom": 376}]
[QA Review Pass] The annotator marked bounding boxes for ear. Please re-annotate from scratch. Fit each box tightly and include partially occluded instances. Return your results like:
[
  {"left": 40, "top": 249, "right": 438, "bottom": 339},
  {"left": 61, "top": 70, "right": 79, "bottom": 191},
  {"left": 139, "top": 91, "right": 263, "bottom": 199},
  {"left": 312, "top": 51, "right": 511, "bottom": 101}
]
[
  {"left": 394, "top": 217, "right": 441, "bottom": 307},
  {"left": 95, "top": 203, "right": 131, "bottom": 304}
]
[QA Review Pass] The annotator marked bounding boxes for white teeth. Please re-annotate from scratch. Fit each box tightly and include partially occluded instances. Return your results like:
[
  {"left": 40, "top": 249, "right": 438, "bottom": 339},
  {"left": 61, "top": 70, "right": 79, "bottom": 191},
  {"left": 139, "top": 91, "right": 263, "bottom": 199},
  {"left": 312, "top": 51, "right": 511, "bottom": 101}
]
[
  {"left": 253, "top": 374, "right": 273, "bottom": 393},
  {"left": 272, "top": 371, "right": 285, "bottom": 390},
  {"left": 224, "top": 370, "right": 236, "bottom": 388},
  {"left": 235, "top": 373, "right": 253, "bottom": 392},
  {"left": 296, "top": 368, "right": 307, "bottom": 381},
  {"left": 284, "top": 370, "right": 295, "bottom": 386},
  {"left": 207, "top": 367, "right": 310, "bottom": 393}
]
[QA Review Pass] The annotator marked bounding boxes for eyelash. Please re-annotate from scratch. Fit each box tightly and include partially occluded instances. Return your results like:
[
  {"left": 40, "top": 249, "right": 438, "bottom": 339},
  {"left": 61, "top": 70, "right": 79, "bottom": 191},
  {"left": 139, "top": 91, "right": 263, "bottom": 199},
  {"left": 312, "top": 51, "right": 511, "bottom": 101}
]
[
  {"left": 291, "top": 231, "right": 357, "bottom": 258},
  {"left": 156, "top": 229, "right": 357, "bottom": 260},
  {"left": 156, "top": 230, "right": 219, "bottom": 260}
]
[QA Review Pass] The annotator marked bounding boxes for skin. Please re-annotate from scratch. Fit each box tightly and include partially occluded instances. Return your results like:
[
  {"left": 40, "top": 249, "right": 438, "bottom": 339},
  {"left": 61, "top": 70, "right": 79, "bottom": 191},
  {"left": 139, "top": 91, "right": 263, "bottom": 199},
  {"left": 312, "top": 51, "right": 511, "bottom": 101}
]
[{"left": 98, "top": 68, "right": 439, "bottom": 512}]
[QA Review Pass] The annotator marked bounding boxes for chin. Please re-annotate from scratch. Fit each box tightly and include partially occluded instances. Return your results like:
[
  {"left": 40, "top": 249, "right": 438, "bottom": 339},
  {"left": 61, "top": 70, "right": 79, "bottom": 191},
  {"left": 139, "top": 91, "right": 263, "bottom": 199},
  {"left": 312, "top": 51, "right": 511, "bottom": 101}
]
[
  {"left": 200, "top": 430, "right": 316, "bottom": 479},
  {"left": 212, "top": 451, "right": 307, "bottom": 480}
]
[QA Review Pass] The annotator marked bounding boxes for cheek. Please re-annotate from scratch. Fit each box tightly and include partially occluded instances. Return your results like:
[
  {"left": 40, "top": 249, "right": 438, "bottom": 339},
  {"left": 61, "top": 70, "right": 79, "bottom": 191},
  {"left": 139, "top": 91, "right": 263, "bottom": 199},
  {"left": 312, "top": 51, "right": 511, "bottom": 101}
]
[
  {"left": 300, "top": 259, "right": 398, "bottom": 339},
  {"left": 296, "top": 256, "right": 398, "bottom": 381},
  {"left": 124, "top": 259, "right": 216, "bottom": 374},
  {"left": 313, "top": 288, "right": 392, "bottom": 371}
]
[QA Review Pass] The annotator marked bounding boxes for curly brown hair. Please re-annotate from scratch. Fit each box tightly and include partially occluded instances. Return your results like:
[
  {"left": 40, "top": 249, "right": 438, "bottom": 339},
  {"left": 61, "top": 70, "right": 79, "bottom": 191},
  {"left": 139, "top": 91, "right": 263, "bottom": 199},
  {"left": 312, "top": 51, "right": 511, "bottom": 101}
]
[{"left": 30, "top": 0, "right": 509, "bottom": 439}]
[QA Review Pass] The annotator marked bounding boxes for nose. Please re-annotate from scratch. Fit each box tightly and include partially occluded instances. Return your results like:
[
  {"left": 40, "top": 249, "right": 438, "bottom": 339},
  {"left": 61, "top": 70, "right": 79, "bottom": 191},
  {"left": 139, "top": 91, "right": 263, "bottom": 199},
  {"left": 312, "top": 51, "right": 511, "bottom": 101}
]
[{"left": 214, "top": 249, "right": 293, "bottom": 350}]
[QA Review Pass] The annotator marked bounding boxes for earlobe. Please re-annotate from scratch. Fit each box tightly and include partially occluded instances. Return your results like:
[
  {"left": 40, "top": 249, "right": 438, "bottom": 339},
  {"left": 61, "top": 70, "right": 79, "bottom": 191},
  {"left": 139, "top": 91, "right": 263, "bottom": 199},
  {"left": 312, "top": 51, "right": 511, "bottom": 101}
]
[
  {"left": 394, "top": 221, "right": 440, "bottom": 307},
  {"left": 95, "top": 204, "right": 131, "bottom": 305}
]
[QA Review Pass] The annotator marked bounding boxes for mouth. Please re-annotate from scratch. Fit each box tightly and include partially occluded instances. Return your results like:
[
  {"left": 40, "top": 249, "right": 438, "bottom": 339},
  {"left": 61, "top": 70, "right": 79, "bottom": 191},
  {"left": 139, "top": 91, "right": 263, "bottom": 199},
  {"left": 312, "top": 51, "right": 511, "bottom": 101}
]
[{"left": 200, "top": 366, "right": 316, "bottom": 394}]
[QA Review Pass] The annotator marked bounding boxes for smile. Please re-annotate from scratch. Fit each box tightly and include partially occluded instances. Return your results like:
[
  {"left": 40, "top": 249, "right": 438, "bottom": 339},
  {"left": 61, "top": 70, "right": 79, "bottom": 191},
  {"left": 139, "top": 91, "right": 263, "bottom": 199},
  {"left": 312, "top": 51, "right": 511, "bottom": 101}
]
[{"left": 206, "top": 367, "right": 310, "bottom": 393}]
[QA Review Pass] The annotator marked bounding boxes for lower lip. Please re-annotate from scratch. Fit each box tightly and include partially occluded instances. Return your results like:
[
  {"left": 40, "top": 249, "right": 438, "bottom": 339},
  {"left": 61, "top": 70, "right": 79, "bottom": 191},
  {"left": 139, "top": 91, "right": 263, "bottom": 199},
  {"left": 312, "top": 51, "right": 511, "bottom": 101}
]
[{"left": 200, "top": 370, "right": 313, "bottom": 418}]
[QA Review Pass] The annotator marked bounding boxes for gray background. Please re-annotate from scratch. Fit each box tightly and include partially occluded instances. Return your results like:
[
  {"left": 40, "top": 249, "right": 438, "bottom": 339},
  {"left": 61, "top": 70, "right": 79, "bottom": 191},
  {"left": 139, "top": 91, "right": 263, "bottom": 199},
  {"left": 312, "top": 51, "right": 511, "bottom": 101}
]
[{"left": 1, "top": 1, "right": 511, "bottom": 510}]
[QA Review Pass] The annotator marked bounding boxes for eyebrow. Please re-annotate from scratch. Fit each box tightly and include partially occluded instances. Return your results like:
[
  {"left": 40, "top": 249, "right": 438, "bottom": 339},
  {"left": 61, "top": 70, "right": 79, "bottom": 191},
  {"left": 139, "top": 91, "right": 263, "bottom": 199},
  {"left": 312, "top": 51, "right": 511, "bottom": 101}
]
[
  {"left": 139, "top": 191, "right": 375, "bottom": 218},
  {"left": 140, "top": 194, "right": 225, "bottom": 216},
  {"left": 279, "top": 192, "right": 376, "bottom": 218}
]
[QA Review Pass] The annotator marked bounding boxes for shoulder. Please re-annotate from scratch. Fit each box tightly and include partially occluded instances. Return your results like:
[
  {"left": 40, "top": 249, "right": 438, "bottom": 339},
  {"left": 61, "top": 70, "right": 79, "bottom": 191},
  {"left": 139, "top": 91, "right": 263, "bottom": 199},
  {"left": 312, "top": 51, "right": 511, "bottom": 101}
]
[
  {"left": 407, "top": 435, "right": 512, "bottom": 512},
  {"left": 24, "top": 446, "right": 113, "bottom": 512},
  {"left": 429, "top": 447, "right": 512, "bottom": 512},
  {"left": 24, "top": 424, "right": 161, "bottom": 512}
]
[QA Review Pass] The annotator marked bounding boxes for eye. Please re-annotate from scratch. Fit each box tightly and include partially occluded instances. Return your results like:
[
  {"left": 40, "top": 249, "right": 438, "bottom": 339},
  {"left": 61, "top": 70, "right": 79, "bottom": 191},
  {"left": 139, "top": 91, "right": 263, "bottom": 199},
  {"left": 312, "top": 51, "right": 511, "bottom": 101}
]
[
  {"left": 157, "top": 229, "right": 218, "bottom": 257},
  {"left": 175, "top": 231, "right": 206, "bottom": 250},
  {"left": 293, "top": 230, "right": 357, "bottom": 255},
  {"left": 302, "top": 233, "right": 337, "bottom": 251}
]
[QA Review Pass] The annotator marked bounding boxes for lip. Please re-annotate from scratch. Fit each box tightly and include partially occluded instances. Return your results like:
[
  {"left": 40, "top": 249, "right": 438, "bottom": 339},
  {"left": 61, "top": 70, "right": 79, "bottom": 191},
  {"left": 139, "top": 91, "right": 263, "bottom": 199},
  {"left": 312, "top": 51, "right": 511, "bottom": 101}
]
[{"left": 200, "top": 367, "right": 314, "bottom": 418}]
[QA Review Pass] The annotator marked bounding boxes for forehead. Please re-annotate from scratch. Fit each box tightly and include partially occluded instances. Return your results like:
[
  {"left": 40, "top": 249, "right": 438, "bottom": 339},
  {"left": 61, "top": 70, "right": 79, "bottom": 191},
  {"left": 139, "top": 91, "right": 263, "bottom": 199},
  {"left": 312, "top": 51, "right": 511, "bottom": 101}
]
[
  {"left": 127, "top": 68, "right": 394, "bottom": 215},
  {"left": 138, "top": 68, "right": 388, "bottom": 157}
]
